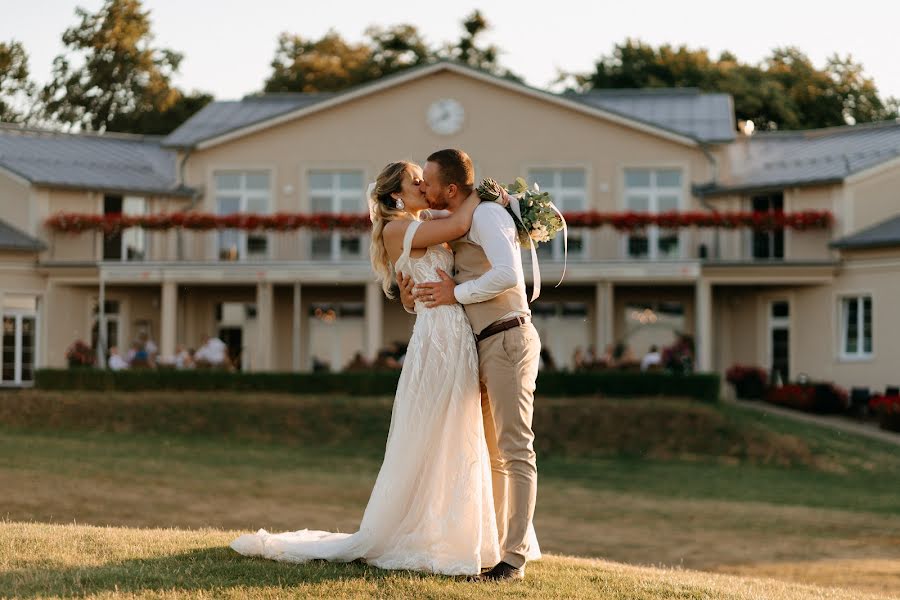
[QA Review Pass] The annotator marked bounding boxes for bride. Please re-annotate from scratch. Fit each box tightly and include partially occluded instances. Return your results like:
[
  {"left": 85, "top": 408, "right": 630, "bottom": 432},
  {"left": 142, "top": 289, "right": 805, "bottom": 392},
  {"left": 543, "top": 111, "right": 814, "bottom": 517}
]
[{"left": 230, "top": 160, "right": 502, "bottom": 575}]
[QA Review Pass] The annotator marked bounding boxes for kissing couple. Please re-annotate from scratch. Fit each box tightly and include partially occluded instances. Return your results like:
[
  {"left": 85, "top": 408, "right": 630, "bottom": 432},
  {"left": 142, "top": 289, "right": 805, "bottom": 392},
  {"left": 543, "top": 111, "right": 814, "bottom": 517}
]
[{"left": 231, "top": 149, "right": 542, "bottom": 581}]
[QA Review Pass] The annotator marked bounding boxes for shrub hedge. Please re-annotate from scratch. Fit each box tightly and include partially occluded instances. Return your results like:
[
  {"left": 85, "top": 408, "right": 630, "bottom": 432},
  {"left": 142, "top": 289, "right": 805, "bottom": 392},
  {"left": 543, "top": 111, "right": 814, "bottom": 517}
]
[{"left": 34, "top": 368, "right": 720, "bottom": 402}]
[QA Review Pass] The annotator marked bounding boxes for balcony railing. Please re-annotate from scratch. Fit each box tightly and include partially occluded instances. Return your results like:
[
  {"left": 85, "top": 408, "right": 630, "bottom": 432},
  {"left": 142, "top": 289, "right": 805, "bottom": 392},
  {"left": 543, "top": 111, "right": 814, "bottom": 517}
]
[{"left": 41, "top": 209, "right": 836, "bottom": 265}]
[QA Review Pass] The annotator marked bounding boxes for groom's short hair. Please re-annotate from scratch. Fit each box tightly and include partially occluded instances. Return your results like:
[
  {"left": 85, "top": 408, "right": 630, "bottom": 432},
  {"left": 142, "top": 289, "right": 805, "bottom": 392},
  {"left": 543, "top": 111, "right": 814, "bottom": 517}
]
[{"left": 427, "top": 149, "right": 474, "bottom": 194}]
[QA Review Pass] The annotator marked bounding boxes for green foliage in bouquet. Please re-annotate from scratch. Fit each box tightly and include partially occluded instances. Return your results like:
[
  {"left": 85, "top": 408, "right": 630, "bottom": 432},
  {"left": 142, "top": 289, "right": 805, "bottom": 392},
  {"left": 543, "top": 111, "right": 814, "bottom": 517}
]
[{"left": 477, "top": 177, "right": 564, "bottom": 247}]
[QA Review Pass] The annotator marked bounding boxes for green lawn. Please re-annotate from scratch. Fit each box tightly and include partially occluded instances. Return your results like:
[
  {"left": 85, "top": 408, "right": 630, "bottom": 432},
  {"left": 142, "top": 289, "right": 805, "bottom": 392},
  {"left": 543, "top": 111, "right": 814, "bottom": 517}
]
[
  {"left": 2, "top": 522, "right": 895, "bottom": 600},
  {"left": 1, "top": 391, "right": 899, "bottom": 597}
]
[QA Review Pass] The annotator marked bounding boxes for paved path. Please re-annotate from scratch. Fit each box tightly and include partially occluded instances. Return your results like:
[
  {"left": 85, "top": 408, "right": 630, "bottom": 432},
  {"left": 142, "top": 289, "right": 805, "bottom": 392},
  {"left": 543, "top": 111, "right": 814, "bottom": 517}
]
[{"left": 725, "top": 397, "right": 900, "bottom": 447}]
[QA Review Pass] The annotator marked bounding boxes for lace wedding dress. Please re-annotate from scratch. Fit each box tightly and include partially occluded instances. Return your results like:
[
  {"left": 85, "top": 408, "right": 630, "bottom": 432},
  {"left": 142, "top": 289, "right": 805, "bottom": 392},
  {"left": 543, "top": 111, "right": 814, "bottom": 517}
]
[{"left": 230, "top": 221, "right": 506, "bottom": 575}]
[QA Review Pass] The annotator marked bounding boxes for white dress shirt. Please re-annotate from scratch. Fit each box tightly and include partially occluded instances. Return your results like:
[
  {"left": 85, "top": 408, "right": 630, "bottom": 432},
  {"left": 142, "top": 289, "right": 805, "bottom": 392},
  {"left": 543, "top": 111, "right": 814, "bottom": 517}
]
[{"left": 453, "top": 203, "right": 529, "bottom": 320}]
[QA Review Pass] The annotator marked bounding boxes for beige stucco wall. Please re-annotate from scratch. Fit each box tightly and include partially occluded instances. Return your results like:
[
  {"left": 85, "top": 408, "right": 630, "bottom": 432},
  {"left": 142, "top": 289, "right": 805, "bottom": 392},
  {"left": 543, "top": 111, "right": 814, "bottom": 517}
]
[
  {"left": 0, "top": 170, "right": 31, "bottom": 232},
  {"left": 0, "top": 251, "right": 45, "bottom": 293},
  {"left": 38, "top": 189, "right": 99, "bottom": 262},
  {"left": 790, "top": 250, "right": 900, "bottom": 391},
  {"left": 846, "top": 161, "right": 900, "bottom": 234},
  {"left": 785, "top": 186, "right": 839, "bottom": 260},
  {"left": 182, "top": 69, "right": 713, "bottom": 263}
]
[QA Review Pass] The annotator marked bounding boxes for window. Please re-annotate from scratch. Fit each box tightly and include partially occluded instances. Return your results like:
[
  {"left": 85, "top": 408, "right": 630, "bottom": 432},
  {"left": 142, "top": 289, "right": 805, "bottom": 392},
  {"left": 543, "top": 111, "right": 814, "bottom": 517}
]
[
  {"left": 102, "top": 195, "right": 147, "bottom": 261},
  {"left": 624, "top": 169, "right": 683, "bottom": 259},
  {"left": 769, "top": 300, "right": 790, "bottom": 383},
  {"left": 528, "top": 169, "right": 586, "bottom": 260},
  {"left": 751, "top": 193, "right": 784, "bottom": 260},
  {"left": 215, "top": 171, "right": 271, "bottom": 261},
  {"left": 90, "top": 299, "right": 120, "bottom": 362},
  {"left": 840, "top": 296, "right": 873, "bottom": 359},
  {"left": 1, "top": 295, "right": 38, "bottom": 385},
  {"left": 309, "top": 171, "right": 365, "bottom": 261}
]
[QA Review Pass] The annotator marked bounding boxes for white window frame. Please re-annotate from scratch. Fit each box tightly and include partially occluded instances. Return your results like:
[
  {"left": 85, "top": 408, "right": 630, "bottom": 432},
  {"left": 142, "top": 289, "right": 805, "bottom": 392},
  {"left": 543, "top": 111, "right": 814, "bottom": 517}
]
[
  {"left": 308, "top": 170, "right": 366, "bottom": 262},
  {"left": 767, "top": 298, "right": 791, "bottom": 382},
  {"left": 1, "top": 300, "right": 39, "bottom": 386},
  {"left": 838, "top": 294, "right": 873, "bottom": 361},
  {"left": 214, "top": 171, "right": 272, "bottom": 262},
  {"left": 526, "top": 168, "right": 588, "bottom": 261},
  {"left": 622, "top": 168, "right": 685, "bottom": 260},
  {"left": 121, "top": 196, "right": 147, "bottom": 262}
]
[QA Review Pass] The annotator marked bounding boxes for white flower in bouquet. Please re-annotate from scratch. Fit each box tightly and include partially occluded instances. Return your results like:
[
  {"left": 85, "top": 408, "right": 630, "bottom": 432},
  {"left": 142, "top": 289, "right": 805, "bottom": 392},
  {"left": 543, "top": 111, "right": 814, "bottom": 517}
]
[{"left": 529, "top": 222, "right": 551, "bottom": 243}]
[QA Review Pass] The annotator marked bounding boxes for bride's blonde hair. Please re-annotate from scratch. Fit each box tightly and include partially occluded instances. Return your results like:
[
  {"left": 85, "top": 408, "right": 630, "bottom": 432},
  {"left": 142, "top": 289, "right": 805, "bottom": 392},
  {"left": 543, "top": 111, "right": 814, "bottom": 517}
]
[{"left": 370, "top": 161, "right": 416, "bottom": 298}]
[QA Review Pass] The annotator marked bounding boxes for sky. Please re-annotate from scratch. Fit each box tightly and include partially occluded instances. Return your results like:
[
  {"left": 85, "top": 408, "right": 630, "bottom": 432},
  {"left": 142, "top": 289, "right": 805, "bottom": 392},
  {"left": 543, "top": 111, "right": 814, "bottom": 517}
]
[{"left": 3, "top": 0, "right": 900, "bottom": 102}]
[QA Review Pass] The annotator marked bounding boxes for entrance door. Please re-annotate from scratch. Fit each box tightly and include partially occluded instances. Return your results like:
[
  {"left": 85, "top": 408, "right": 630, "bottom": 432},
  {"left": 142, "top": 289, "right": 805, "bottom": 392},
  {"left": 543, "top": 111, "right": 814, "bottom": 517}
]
[
  {"left": 769, "top": 300, "right": 790, "bottom": 384},
  {"left": 2, "top": 313, "right": 37, "bottom": 386}
]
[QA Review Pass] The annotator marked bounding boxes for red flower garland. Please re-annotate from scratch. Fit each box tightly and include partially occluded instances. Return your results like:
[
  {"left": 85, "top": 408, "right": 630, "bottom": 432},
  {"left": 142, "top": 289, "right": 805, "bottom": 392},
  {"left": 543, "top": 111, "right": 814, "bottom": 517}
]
[{"left": 44, "top": 210, "right": 834, "bottom": 234}]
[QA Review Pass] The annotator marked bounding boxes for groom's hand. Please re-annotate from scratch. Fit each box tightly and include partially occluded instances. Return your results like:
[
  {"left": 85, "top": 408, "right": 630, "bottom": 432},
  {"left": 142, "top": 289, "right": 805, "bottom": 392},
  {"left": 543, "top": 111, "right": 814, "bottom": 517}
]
[{"left": 414, "top": 269, "right": 457, "bottom": 308}]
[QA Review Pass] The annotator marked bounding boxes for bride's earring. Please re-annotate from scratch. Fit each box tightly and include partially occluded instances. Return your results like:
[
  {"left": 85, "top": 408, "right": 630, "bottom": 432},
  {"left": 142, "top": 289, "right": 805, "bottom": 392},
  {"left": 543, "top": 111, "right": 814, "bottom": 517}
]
[{"left": 395, "top": 198, "right": 405, "bottom": 210}]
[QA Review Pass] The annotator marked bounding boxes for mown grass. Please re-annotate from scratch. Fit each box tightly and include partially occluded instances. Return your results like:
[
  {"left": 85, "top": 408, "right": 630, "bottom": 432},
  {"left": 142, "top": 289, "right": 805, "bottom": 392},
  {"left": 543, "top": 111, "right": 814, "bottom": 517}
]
[
  {"left": 1, "top": 391, "right": 899, "bottom": 597},
  {"left": 2, "top": 522, "right": 896, "bottom": 600}
]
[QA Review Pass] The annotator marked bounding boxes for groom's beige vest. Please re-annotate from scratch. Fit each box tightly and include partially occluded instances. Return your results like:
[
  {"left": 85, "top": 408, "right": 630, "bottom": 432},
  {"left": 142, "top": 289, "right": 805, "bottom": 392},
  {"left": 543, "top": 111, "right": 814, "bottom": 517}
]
[{"left": 450, "top": 234, "right": 529, "bottom": 335}]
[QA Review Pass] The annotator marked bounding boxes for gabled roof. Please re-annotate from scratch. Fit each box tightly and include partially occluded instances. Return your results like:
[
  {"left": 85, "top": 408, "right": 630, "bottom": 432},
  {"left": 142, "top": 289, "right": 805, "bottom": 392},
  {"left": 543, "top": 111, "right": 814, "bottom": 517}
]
[
  {"left": 830, "top": 213, "right": 900, "bottom": 250},
  {"left": 0, "top": 125, "right": 194, "bottom": 196},
  {"left": 697, "top": 120, "right": 900, "bottom": 196},
  {"left": 162, "top": 93, "right": 334, "bottom": 148},
  {"left": 162, "top": 61, "right": 701, "bottom": 150},
  {"left": 569, "top": 88, "right": 736, "bottom": 143},
  {"left": 0, "top": 219, "right": 44, "bottom": 252}
]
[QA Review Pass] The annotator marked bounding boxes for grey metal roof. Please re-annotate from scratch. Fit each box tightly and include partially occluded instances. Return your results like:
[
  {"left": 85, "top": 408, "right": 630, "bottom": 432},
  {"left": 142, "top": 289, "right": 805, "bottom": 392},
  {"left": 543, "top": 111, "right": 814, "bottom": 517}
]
[
  {"left": 570, "top": 88, "right": 736, "bottom": 143},
  {"left": 699, "top": 120, "right": 900, "bottom": 196},
  {"left": 0, "top": 125, "right": 192, "bottom": 196},
  {"left": 163, "top": 62, "right": 728, "bottom": 149},
  {"left": 162, "top": 93, "right": 334, "bottom": 148},
  {"left": 0, "top": 219, "right": 44, "bottom": 252},
  {"left": 830, "top": 213, "right": 900, "bottom": 249}
]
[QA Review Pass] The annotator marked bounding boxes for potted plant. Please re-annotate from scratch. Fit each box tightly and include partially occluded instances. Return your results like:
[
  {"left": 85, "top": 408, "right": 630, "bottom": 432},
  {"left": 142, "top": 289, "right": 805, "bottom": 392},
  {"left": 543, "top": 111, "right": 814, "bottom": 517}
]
[
  {"left": 870, "top": 394, "right": 900, "bottom": 432},
  {"left": 726, "top": 365, "right": 768, "bottom": 400}
]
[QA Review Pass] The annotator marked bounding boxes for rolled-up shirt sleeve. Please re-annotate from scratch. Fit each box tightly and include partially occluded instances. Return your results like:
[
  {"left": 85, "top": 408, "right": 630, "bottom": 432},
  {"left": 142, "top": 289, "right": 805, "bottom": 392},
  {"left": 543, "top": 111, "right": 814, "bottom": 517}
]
[{"left": 453, "top": 203, "right": 522, "bottom": 305}]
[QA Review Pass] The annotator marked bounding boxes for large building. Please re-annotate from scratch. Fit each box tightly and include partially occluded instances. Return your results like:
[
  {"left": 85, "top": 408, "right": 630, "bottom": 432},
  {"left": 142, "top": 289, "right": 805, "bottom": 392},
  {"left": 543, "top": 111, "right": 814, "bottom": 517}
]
[{"left": 1, "top": 62, "right": 898, "bottom": 390}]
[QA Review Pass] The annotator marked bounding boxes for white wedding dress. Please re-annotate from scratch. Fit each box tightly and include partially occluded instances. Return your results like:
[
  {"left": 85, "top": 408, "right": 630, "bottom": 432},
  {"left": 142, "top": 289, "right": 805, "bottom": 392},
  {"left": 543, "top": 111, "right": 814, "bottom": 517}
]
[{"left": 230, "top": 221, "right": 522, "bottom": 575}]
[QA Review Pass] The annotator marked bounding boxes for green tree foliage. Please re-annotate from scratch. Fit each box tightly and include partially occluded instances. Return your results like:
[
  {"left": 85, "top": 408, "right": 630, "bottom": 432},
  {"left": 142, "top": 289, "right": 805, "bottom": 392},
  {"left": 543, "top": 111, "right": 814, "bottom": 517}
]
[
  {"left": 263, "top": 10, "right": 520, "bottom": 93},
  {"left": 564, "top": 39, "right": 899, "bottom": 131},
  {"left": 0, "top": 40, "right": 37, "bottom": 124},
  {"left": 40, "top": 0, "right": 210, "bottom": 134}
]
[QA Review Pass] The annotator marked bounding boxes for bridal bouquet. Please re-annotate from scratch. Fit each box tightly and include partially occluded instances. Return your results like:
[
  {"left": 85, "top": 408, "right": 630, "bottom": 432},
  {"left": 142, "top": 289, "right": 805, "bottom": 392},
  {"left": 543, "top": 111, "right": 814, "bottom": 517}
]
[{"left": 476, "top": 177, "right": 564, "bottom": 247}]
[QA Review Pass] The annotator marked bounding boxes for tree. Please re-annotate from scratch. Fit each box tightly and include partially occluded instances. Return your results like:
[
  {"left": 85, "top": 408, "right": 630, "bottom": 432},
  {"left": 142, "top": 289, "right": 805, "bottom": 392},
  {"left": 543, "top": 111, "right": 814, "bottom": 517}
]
[
  {"left": 563, "top": 39, "right": 898, "bottom": 131},
  {"left": 0, "top": 40, "right": 37, "bottom": 124},
  {"left": 440, "top": 10, "right": 520, "bottom": 81},
  {"left": 40, "top": 0, "right": 208, "bottom": 134},
  {"left": 365, "top": 24, "right": 432, "bottom": 79},
  {"left": 263, "top": 11, "right": 521, "bottom": 93},
  {"left": 264, "top": 31, "right": 374, "bottom": 93}
]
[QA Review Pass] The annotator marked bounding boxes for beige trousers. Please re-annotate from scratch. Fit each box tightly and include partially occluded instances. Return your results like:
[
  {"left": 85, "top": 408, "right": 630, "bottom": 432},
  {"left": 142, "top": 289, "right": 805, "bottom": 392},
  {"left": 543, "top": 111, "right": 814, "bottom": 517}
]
[{"left": 477, "top": 322, "right": 541, "bottom": 568}]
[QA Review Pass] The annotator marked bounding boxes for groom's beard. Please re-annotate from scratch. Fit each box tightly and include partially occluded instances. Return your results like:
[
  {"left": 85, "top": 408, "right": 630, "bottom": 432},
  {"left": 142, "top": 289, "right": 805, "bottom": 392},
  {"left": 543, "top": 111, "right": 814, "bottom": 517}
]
[{"left": 427, "top": 195, "right": 449, "bottom": 211}]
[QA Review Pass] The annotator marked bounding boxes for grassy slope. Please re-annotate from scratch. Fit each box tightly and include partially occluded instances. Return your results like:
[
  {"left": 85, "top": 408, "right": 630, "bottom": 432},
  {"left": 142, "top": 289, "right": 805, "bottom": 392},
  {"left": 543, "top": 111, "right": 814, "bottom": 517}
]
[{"left": 2, "top": 522, "right": 895, "bottom": 600}]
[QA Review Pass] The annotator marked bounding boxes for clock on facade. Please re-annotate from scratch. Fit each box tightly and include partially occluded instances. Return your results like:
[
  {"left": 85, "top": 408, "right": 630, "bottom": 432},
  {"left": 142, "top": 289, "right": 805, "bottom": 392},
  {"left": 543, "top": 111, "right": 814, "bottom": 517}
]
[{"left": 427, "top": 98, "right": 465, "bottom": 135}]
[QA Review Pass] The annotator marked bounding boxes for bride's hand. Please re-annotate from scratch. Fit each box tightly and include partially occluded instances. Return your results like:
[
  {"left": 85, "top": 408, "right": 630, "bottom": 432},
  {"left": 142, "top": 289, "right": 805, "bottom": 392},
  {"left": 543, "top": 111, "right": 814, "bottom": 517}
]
[{"left": 397, "top": 273, "right": 416, "bottom": 312}]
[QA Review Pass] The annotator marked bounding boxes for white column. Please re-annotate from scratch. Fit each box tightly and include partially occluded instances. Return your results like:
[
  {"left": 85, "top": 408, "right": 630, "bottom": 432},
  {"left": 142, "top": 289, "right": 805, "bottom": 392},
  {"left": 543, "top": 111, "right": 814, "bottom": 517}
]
[
  {"left": 160, "top": 280, "right": 177, "bottom": 359},
  {"left": 594, "top": 281, "right": 614, "bottom": 352},
  {"left": 292, "top": 281, "right": 302, "bottom": 372},
  {"left": 695, "top": 278, "right": 713, "bottom": 371},
  {"left": 256, "top": 281, "right": 274, "bottom": 371},
  {"left": 365, "top": 282, "right": 383, "bottom": 361}
]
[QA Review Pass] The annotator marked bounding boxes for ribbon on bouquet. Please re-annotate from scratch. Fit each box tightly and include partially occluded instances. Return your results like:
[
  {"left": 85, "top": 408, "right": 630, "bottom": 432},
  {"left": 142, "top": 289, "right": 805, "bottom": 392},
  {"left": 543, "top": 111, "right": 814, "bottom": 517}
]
[{"left": 506, "top": 191, "right": 568, "bottom": 302}]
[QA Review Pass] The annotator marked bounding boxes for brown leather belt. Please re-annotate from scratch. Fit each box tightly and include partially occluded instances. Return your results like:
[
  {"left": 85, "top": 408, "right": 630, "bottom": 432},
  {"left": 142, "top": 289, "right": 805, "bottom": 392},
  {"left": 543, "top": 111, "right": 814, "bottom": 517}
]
[{"left": 475, "top": 315, "right": 530, "bottom": 343}]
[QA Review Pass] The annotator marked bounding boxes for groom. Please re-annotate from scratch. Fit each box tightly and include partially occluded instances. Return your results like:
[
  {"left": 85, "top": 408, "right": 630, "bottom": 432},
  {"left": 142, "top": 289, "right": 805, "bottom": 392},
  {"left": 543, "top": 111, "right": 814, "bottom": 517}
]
[{"left": 401, "top": 148, "right": 541, "bottom": 581}]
